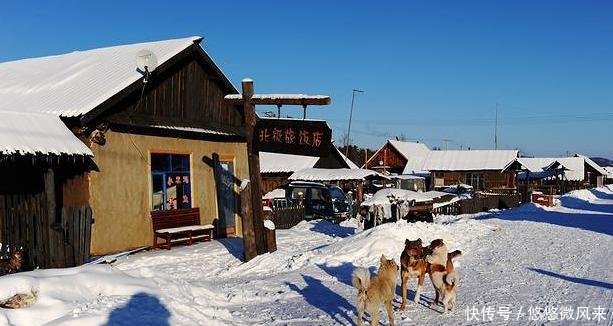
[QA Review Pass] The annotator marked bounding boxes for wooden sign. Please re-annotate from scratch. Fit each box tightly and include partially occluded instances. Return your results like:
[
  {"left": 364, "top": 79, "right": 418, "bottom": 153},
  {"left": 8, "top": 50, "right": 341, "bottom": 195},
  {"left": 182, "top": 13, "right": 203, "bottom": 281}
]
[{"left": 254, "top": 118, "right": 332, "bottom": 156}]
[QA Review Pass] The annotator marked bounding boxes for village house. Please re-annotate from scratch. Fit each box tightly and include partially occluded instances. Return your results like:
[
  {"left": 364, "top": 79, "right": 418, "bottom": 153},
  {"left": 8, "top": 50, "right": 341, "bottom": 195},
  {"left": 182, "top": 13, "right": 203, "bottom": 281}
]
[
  {"left": 365, "top": 140, "right": 518, "bottom": 192},
  {"left": 259, "top": 145, "right": 357, "bottom": 193},
  {"left": 0, "top": 36, "right": 251, "bottom": 266},
  {"left": 503, "top": 155, "right": 608, "bottom": 195}
]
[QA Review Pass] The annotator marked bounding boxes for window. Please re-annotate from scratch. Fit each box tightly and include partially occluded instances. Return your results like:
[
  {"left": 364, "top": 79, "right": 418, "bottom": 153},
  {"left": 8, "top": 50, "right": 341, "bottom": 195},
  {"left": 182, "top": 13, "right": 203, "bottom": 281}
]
[
  {"left": 466, "top": 172, "right": 484, "bottom": 190},
  {"left": 151, "top": 154, "right": 191, "bottom": 210}
]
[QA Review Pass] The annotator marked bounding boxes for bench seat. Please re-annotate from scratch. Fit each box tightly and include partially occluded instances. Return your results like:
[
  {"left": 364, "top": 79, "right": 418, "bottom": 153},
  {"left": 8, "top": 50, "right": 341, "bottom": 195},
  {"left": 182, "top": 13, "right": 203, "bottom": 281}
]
[
  {"left": 156, "top": 224, "right": 214, "bottom": 234},
  {"left": 151, "top": 208, "right": 214, "bottom": 250}
]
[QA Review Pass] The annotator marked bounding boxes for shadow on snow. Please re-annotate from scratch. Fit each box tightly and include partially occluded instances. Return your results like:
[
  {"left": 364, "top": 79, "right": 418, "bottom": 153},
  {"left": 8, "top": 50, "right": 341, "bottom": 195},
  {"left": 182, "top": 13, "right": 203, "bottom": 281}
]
[
  {"left": 216, "top": 237, "right": 244, "bottom": 261},
  {"left": 105, "top": 292, "right": 170, "bottom": 326},
  {"left": 476, "top": 203, "right": 613, "bottom": 236},
  {"left": 528, "top": 268, "right": 613, "bottom": 290},
  {"left": 286, "top": 274, "right": 356, "bottom": 325},
  {"left": 309, "top": 219, "right": 356, "bottom": 238}
]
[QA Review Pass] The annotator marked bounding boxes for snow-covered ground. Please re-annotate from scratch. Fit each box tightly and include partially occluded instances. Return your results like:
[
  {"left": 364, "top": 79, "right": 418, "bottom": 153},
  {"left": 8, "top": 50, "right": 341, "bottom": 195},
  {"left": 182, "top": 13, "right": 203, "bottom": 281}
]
[{"left": 1, "top": 187, "right": 612, "bottom": 325}]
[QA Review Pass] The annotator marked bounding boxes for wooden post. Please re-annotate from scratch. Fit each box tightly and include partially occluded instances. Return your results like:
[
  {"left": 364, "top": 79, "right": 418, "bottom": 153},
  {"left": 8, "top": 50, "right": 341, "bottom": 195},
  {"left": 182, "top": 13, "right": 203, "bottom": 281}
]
[
  {"left": 242, "top": 79, "right": 268, "bottom": 257},
  {"left": 239, "top": 180, "right": 257, "bottom": 261}
]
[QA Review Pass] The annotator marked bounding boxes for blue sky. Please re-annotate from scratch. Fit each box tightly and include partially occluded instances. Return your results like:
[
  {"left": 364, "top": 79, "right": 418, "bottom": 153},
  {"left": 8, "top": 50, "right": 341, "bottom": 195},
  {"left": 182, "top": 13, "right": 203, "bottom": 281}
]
[{"left": 1, "top": 1, "right": 612, "bottom": 157}]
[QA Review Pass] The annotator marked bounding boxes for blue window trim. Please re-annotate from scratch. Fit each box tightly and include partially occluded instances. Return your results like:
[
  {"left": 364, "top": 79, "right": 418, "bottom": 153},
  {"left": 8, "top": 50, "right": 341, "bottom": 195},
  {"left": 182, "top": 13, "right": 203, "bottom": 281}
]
[{"left": 151, "top": 153, "right": 191, "bottom": 210}]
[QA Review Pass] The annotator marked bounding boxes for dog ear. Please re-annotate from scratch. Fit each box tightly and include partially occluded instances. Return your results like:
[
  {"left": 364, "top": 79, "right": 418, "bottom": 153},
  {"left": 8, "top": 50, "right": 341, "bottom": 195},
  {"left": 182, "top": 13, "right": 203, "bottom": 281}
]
[
  {"left": 380, "top": 254, "right": 386, "bottom": 263},
  {"left": 417, "top": 238, "right": 422, "bottom": 243},
  {"left": 405, "top": 239, "right": 410, "bottom": 245}
]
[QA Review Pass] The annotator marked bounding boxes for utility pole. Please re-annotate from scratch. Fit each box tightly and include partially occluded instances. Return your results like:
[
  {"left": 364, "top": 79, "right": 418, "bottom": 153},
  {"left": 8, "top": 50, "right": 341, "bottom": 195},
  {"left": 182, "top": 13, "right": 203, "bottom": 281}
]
[
  {"left": 494, "top": 103, "right": 499, "bottom": 150},
  {"left": 442, "top": 138, "right": 450, "bottom": 150},
  {"left": 345, "top": 89, "right": 364, "bottom": 158}
]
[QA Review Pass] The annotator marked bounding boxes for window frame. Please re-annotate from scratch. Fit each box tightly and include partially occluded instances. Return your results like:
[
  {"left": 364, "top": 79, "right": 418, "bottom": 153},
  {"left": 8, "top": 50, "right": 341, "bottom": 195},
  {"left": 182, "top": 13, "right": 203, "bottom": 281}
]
[{"left": 150, "top": 152, "right": 193, "bottom": 211}]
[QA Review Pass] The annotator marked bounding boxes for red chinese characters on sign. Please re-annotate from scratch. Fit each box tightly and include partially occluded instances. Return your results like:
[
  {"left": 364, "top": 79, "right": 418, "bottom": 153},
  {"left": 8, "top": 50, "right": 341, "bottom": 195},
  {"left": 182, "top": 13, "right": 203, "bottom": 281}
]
[
  {"left": 284, "top": 128, "right": 295, "bottom": 144},
  {"left": 254, "top": 118, "right": 332, "bottom": 156},
  {"left": 257, "top": 128, "right": 325, "bottom": 147}
]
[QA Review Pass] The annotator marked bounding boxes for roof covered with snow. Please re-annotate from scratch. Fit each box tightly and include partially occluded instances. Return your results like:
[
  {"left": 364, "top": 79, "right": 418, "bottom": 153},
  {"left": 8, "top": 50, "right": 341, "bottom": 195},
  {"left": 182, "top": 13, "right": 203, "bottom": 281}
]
[
  {"left": 423, "top": 150, "right": 519, "bottom": 171},
  {"left": 288, "top": 168, "right": 387, "bottom": 182},
  {"left": 259, "top": 152, "right": 320, "bottom": 173},
  {"left": 338, "top": 151, "right": 359, "bottom": 169},
  {"left": 371, "top": 140, "right": 518, "bottom": 174},
  {"left": 0, "top": 111, "right": 92, "bottom": 156},
  {"left": 0, "top": 36, "right": 213, "bottom": 117},
  {"left": 260, "top": 146, "right": 353, "bottom": 174},
  {"left": 507, "top": 156, "right": 607, "bottom": 181}
]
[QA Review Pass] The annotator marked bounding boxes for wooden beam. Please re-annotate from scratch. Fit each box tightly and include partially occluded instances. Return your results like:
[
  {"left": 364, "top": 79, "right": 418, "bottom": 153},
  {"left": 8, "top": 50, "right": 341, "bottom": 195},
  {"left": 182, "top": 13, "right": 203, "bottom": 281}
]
[
  {"left": 224, "top": 94, "right": 331, "bottom": 106},
  {"left": 242, "top": 79, "right": 268, "bottom": 259}
]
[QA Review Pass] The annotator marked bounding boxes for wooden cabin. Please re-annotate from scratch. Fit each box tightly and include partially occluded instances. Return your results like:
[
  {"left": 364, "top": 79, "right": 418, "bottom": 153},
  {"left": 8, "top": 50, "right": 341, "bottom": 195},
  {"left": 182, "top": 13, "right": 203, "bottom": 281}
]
[
  {"left": 503, "top": 155, "right": 608, "bottom": 198},
  {"left": 259, "top": 145, "right": 355, "bottom": 194},
  {"left": 0, "top": 111, "right": 96, "bottom": 268},
  {"left": 364, "top": 140, "right": 430, "bottom": 174},
  {"left": 0, "top": 36, "right": 251, "bottom": 262},
  {"left": 366, "top": 140, "right": 518, "bottom": 192}
]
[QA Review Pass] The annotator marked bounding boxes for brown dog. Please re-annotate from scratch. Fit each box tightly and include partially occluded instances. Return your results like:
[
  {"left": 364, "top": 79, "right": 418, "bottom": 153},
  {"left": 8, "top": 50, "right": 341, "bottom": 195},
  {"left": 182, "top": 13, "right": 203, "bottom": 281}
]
[
  {"left": 352, "top": 255, "right": 399, "bottom": 326},
  {"left": 399, "top": 238, "right": 429, "bottom": 309},
  {"left": 425, "top": 239, "right": 462, "bottom": 313}
]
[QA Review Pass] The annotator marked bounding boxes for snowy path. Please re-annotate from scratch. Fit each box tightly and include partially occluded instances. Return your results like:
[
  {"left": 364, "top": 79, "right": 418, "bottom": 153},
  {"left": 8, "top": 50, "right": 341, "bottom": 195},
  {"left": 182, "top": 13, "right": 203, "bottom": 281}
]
[{"left": 1, "top": 187, "right": 612, "bottom": 325}]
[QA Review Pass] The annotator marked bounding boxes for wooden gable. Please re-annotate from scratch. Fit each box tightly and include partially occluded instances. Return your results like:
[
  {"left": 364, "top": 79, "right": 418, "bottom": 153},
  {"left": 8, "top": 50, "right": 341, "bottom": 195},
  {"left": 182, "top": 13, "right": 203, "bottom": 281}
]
[
  {"left": 81, "top": 44, "right": 245, "bottom": 141},
  {"left": 365, "top": 142, "right": 407, "bottom": 173}
]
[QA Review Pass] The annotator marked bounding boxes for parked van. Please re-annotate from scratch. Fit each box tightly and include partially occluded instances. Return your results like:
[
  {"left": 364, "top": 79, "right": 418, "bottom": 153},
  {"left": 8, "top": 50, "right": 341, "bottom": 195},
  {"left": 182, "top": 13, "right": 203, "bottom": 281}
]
[{"left": 263, "top": 181, "right": 350, "bottom": 221}]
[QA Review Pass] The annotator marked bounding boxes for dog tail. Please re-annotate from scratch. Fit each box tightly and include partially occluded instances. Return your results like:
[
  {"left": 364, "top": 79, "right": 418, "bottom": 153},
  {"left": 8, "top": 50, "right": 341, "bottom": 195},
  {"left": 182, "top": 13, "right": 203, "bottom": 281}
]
[
  {"left": 448, "top": 250, "right": 462, "bottom": 261},
  {"left": 351, "top": 267, "right": 371, "bottom": 293},
  {"left": 444, "top": 271, "right": 458, "bottom": 286}
]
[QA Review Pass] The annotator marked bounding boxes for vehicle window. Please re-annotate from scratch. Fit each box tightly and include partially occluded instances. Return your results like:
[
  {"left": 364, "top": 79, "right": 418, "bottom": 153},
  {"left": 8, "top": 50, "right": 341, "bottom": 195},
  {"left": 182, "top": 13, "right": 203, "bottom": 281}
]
[
  {"left": 329, "top": 187, "right": 345, "bottom": 199},
  {"left": 291, "top": 188, "right": 307, "bottom": 199},
  {"left": 311, "top": 188, "right": 329, "bottom": 201}
]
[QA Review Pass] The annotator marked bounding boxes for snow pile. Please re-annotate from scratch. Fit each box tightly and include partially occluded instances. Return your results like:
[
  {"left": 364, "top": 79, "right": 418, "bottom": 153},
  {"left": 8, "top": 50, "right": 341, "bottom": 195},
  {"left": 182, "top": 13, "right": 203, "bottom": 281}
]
[
  {"left": 318, "top": 217, "right": 493, "bottom": 268},
  {"left": 561, "top": 188, "right": 599, "bottom": 202},
  {"left": 0, "top": 265, "right": 156, "bottom": 326},
  {"left": 361, "top": 188, "right": 431, "bottom": 206}
]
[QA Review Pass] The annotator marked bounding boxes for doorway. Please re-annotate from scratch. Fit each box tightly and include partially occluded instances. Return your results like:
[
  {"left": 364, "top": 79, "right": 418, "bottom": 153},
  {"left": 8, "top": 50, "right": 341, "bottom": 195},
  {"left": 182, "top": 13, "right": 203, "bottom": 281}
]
[{"left": 215, "top": 159, "right": 236, "bottom": 236}]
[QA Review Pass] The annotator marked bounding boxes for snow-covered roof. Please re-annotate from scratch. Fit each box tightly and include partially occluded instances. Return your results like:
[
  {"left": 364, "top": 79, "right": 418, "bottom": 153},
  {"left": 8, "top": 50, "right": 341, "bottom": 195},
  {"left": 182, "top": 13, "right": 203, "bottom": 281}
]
[
  {"left": 387, "top": 140, "right": 430, "bottom": 160},
  {"left": 0, "top": 36, "right": 210, "bottom": 117},
  {"left": 337, "top": 151, "right": 359, "bottom": 169},
  {"left": 259, "top": 152, "right": 319, "bottom": 173},
  {"left": 288, "top": 168, "right": 387, "bottom": 182},
  {"left": 259, "top": 146, "right": 352, "bottom": 174},
  {"left": 401, "top": 149, "right": 518, "bottom": 174},
  {"left": 509, "top": 156, "right": 607, "bottom": 181},
  {"left": 423, "top": 150, "right": 518, "bottom": 171},
  {"left": 225, "top": 94, "right": 329, "bottom": 101},
  {"left": 371, "top": 140, "right": 517, "bottom": 174},
  {"left": 0, "top": 111, "right": 92, "bottom": 156},
  {"left": 388, "top": 174, "right": 425, "bottom": 180},
  {"left": 149, "top": 124, "right": 238, "bottom": 136}
]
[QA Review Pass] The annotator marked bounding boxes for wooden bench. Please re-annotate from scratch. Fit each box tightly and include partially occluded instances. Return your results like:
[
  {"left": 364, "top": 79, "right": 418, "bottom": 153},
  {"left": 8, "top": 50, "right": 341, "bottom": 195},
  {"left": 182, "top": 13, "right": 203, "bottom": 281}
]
[{"left": 151, "top": 208, "right": 214, "bottom": 250}]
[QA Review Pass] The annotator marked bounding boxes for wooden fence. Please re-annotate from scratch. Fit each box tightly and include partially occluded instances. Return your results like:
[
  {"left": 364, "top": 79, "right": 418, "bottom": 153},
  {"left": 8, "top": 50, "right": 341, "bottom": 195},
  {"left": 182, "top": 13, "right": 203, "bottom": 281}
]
[
  {"left": 270, "top": 206, "right": 305, "bottom": 229},
  {"left": 0, "top": 194, "right": 92, "bottom": 269},
  {"left": 433, "top": 194, "right": 521, "bottom": 216}
]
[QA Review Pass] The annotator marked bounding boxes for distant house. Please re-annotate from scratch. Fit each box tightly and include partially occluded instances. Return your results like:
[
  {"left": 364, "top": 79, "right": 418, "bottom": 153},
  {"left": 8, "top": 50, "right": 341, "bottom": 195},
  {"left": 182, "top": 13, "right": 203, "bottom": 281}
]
[
  {"left": 503, "top": 155, "right": 608, "bottom": 194},
  {"left": 603, "top": 167, "right": 613, "bottom": 184},
  {"left": 365, "top": 140, "right": 518, "bottom": 191},
  {"left": 0, "top": 36, "right": 251, "bottom": 265},
  {"left": 364, "top": 140, "right": 430, "bottom": 175},
  {"left": 259, "top": 145, "right": 355, "bottom": 193}
]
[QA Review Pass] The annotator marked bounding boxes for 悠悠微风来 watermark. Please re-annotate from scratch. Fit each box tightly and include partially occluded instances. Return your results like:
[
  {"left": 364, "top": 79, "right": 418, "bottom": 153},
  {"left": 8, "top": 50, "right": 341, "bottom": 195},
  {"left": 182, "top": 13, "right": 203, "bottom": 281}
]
[{"left": 465, "top": 305, "right": 608, "bottom": 323}]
